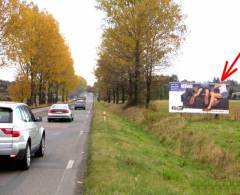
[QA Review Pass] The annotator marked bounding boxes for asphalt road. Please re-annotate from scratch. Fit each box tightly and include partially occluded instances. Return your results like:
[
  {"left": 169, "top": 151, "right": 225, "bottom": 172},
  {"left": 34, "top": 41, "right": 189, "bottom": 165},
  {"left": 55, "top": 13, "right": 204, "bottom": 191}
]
[{"left": 0, "top": 93, "right": 93, "bottom": 195}]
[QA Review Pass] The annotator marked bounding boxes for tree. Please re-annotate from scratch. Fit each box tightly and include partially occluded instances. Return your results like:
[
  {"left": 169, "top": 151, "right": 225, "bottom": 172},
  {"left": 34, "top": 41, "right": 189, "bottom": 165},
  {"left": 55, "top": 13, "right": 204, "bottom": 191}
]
[
  {"left": 0, "top": 0, "right": 19, "bottom": 67},
  {"left": 96, "top": 0, "right": 186, "bottom": 106},
  {"left": 5, "top": 2, "right": 82, "bottom": 105},
  {"left": 151, "top": 74, "right": 178, "bottom": 100},
  {"left": 76, "top": 75, "right": 87, "bottom": 89},
  {"left": 213, "top": 77, "right": 220, "bottom": 83},
  {"left": 8, "top": 74, "right": 30, "bottom": 102}
]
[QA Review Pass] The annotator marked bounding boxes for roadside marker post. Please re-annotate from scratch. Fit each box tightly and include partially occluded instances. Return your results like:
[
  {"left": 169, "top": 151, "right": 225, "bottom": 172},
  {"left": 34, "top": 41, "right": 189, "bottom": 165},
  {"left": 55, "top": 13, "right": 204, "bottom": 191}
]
[{"left": 103, "top": 111, "right": 106, "bottom": 122}]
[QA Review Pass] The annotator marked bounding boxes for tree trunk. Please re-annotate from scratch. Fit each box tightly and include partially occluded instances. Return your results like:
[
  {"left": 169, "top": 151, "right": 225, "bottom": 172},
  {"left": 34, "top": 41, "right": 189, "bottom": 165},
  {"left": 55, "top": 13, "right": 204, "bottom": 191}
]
[
  {"left": 128, "top": 71, "right": 133, "bottom": 104},
  {"left": 146, "top": 79, "right": 151, "bottom": 107},
  {"left": 50, "top": 91, "right": 53, "bottom": 104},
  {"left": 30, "top": 72, "right": 35, "bottom": 106},
  {"left": 107, "top": 89, "right": 111, "bottom": 103},
  {"left": 145, "top": 66, "right": 152, "bottom": 108},
  {"left": 116, "top": 85, "right": 119, "bottom": 104},
  {"left": 133, "top": 40, "right": 141, "bottom": 106},
  {"left": 48, "top": 91, "right": 52, "bottom": 104},
  {"left": 65, "top": 91, "right": 68, "bottom": 102},
  {"left": 47, "top": 83, "right": 53, "bottom": 104},
  {"left": 34, "top": 93, "right": 37, "bottom": 107},
  {"left": 62, "top": 87, "right": 65, "bottom": 102},
  {"left": 112, "top": 89, "right": 116, "bottom": 104},
  {"left": 121, "top": 85, "right": 125, "bottom": 104},
  {"left": 38, "top": 74, "right": 46, "bottom": 105},
  {"left": 55, "top": 84, "right": 59, "bottom": 103}
]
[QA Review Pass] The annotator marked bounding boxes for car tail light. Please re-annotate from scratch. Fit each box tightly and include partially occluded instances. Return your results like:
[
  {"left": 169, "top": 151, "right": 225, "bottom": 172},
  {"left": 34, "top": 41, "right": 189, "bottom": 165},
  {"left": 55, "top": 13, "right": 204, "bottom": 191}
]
[
  {"left": 62, "top": 109, "right": 69, "bottom": 113},
  {"left": 48, "top": 109, "right": 69, "bottom": 113},
  {"left": 0, "top": 128, "right": 20, "bottom": 137},
  {"left": 48, "top": 109, "right": 54, "bottom": 113}
]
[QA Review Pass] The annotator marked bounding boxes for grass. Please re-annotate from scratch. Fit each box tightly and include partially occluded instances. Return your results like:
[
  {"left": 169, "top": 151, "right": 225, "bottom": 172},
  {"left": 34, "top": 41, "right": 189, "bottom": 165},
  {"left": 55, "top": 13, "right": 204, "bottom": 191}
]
[
  {"left": 147, "top": 101, "right": 240, "bottom": 162},
  {"left": 85, "top": 101, "right": 240, "bottom": 194}
]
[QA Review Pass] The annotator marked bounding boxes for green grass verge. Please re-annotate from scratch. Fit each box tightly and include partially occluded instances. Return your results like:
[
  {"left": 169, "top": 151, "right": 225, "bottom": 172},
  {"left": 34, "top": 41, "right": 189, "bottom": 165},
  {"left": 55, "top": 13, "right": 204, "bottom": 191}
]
[{"left": 85, "top": 102, "right": 240, "bottom": 195}]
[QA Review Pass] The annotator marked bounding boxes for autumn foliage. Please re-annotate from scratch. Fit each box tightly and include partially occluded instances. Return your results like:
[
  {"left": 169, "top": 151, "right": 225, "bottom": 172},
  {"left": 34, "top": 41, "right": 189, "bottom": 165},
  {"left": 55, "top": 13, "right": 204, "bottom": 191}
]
[
  {"left": 8, "top": 74, "right": 30, "bottom": 102},
  {"left": 95, "top": 0, "right": 186, "bottom": 106},
  {"left": 0, "top": 0, "right": 86, "bottom": 105}
]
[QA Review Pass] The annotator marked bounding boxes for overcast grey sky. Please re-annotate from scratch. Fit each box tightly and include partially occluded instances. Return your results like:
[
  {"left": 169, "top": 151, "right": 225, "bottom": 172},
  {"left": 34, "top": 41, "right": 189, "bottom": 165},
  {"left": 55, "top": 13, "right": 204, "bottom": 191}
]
[
  {"left": 0, "top": 0, "right": 240, "bottom": 84},
  {"left": 170, "top": 0, "right": 240, "bottom": 82},
  {"left": 31, "top": 0, "right": 105, "bottom": 85}
]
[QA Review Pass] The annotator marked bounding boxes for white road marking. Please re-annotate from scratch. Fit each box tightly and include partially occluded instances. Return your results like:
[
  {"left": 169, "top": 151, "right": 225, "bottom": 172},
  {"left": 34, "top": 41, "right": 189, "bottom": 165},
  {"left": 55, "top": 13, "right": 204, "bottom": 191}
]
[
  {"left": 66, "top": 160, "right": 74, "bottom": 170},
  {"left": 53, "top": 97, "right": 93, "bottom": 195}
]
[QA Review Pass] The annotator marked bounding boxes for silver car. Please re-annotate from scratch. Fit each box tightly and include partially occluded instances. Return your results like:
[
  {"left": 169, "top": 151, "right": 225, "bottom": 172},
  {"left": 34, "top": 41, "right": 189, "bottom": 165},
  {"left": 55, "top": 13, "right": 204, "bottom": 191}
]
[
  {"left": 74, "top": 99, "right": 86, "bottom": 110},
  {"left": 0, "top": 102, "right": 45, "bottom": 170},
  {"left": 48, "top": 104, "right": 74, "bottom": 122}
]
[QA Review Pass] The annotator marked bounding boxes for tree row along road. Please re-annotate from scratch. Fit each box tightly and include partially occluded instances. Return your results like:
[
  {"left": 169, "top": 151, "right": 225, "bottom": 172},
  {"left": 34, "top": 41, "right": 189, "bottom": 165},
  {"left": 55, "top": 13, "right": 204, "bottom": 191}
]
[
  {"left": 0, "top": 1, "right": 87, "bottom": 105},
  {"left": 0, "top": 93, "right": 93, "bottom": 195}
]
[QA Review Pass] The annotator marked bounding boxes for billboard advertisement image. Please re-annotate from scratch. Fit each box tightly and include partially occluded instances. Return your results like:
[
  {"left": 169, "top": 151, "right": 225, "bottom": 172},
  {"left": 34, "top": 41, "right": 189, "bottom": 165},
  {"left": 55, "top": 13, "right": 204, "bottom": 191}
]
[{"left": 169, "top": 82, "right": 229, "bottom": 114}]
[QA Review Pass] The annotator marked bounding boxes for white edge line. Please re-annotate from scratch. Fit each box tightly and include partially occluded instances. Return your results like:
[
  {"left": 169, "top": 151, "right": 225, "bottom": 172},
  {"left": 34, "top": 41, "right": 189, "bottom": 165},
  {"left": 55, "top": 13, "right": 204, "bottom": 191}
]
[{"left": 66, "top": 160, "right": 74, "bottom": 170}]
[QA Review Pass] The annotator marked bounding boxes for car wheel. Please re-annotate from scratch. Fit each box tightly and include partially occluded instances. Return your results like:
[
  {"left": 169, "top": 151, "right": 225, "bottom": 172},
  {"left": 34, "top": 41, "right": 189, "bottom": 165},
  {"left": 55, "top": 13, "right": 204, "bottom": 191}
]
[
  {"left": 20, "top": 143, "right": 31, "bottom": 170},
  {"left": 48, "top": 119, "right": 51, "bottom": 122},
  {"left": 35, "top": 135, "right": 45, "bottom": 157}
]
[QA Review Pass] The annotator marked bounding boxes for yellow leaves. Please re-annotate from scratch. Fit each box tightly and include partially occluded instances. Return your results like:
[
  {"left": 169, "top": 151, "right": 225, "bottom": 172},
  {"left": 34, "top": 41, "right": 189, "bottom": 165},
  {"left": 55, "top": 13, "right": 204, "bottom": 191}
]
[
  {"left": 0, "top": 0, "right": 21, "bottom": 67},
  {"left": 96, "top": 0, "right": 186, "bottom": 105},
  {"left": 2, "top": 1, "right": 84, "bottom": 103},
  {"left": 76, "top": 75, "right": 87, "bottom": 89},
  {"left": 8, "top": 74, "right": 30, "bottom": 102},
  {"left": 5, "top": 2, "right": 38, "bottom": 64}
]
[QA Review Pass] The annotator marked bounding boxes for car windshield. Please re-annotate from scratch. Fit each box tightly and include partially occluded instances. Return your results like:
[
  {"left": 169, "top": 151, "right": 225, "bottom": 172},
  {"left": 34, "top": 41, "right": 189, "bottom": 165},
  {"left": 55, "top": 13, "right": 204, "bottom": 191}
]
[
  {"left": 78, "top": 97, "right": 86, "bottom": 100},
  {"left": 51, "top": 104, "right": 68, "bottom": 109},
  {"left": 0, "top": 107, "right": 13, "bottom": 123}
]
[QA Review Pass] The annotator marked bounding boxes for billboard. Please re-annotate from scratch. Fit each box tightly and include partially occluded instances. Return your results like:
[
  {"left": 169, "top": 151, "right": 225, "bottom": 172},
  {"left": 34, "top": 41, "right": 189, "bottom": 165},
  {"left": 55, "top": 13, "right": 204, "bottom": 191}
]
[{"left": 169, "top": 82, "right": 229, "bottom": 114}]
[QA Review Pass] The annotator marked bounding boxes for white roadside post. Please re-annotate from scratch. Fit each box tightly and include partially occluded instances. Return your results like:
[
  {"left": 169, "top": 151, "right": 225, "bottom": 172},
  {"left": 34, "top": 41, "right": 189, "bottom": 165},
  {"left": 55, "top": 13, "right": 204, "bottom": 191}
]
[{"left": 103, "top": 111, "right": 106, "bottom": 122}]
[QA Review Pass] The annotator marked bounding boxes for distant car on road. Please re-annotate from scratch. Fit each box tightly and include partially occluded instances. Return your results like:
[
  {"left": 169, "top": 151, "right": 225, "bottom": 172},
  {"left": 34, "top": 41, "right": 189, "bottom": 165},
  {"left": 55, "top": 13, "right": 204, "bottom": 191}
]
[
  {"left": 78, "top": 95, "right": 87, "bottom": 101},
  {"left": 74, "top": 98, "right": 86, "bottom": 110},
  {"left": 48, "top": 104, "right": 73, "bottom": 122},
  {"left": 0, "top": 102, "right": 45, "bottom": 170}
]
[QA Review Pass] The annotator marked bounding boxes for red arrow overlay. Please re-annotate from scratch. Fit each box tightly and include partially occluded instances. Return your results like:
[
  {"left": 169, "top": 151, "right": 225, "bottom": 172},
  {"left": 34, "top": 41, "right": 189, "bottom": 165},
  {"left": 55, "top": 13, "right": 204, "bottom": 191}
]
[{"left": 221, "top": 53, "right": 240, "bottom": 81}]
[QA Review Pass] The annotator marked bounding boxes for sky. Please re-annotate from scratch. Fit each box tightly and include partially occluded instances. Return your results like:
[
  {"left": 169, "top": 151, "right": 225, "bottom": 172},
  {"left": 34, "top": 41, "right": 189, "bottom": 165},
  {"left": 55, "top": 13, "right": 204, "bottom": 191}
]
[
  {"left": 170, "top": 0, "right": 240, "bottom": 82},
  {"left": 0, "top": 0, "right": 240, "bottom": 85}
]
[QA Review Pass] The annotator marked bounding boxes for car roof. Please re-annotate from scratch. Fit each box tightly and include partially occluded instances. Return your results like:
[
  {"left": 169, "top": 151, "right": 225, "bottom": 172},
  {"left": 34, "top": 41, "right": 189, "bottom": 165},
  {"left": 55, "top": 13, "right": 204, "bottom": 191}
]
[
  {"left": 51, "top": 104, "right": 69, "bottom": 107},
  {"left": 0, "top": 102, "right": 27, "bottom": 109}
]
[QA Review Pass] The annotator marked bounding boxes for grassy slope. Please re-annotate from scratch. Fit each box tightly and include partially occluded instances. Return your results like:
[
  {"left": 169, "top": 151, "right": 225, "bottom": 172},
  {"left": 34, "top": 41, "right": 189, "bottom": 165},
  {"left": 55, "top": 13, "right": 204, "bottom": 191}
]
[
  {"left": 85, "top": 102, "right": 240, "bottom": 195},
  {"left": 153, "top": 100, "right": 240, "bottom": 160}
]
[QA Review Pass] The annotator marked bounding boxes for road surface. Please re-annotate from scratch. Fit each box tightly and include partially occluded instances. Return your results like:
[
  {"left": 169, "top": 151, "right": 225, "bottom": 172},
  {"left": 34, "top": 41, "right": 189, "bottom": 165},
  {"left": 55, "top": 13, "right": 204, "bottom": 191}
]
[{"left": 0, "top": 93, "right": 93, "bottom": 195}]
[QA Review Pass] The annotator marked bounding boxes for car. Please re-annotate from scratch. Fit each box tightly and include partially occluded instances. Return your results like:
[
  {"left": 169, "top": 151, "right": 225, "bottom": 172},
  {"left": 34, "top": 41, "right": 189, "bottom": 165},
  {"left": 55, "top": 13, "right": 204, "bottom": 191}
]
[
  {"left": 78, "top": 95, "right": 87, "bottom": 101},
  {"left": 0, "top": 102, "right": 45, "bottom": 170},
  {"left": 48, "top": 104, "right": 73, "bottom": 122},
  {"left": 74, "top": 98, "right": 86, "bottom": 110}
]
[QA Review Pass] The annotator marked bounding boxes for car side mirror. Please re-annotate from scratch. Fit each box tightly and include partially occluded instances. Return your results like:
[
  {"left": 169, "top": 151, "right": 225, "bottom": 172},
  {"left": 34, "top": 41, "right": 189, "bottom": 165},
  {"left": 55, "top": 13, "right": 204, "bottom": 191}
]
[{"left": 35, "top": 116, "right": 42, "bottom": 122}]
